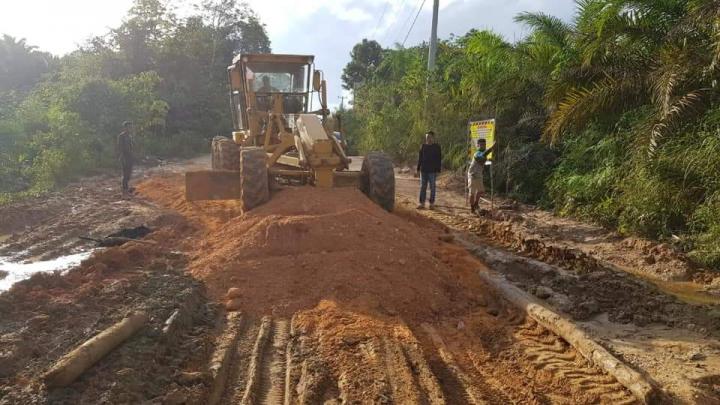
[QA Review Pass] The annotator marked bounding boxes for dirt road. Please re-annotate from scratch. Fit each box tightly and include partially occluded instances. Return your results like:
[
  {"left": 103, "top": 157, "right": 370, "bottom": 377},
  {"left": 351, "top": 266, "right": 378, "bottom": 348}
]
[
  {"left": 136, "top": 172, "right": 636, "bottom": 403},
  {"left": 395, "top": 170, "right": 720, "bottom": 403},
  {"left": 0, "top": 159, "right": 713, "bottom": 403}
]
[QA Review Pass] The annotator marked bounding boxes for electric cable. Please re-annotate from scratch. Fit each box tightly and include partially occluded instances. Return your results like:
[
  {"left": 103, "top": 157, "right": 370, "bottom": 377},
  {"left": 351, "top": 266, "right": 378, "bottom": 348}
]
[{"left": 401, "top": 0, "right": 427, "bottom": 47}]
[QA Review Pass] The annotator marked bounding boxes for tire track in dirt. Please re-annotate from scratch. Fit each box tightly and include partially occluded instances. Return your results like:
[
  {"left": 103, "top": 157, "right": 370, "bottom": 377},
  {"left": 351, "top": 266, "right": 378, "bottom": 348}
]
[
  {"left": 381, "top": 336, "right": 445, "bottom": 404},
  {"left": 213, "top": 312, "right": 637, "bottom": 404},
  {"left": 420, "top": 323, "right": 495, "bottom": 404},
  {"left": 399, "top": 340, "right": 448, "bottom": 404},
  {"left": 1, "top": 198, "right": 157, "bottom": 261},
  {"left": 514, "top": 320, "right": 637, "bottom": 404},
  {"left": 228, "top": 317, "right": 293, "bottom": 405},
  {"left": 219, "top": 316, "right": 480, "bottom": 404},
  {"left": 262, "top": 319, "right": 289, "bottom": 403},
  {"left": 239, "top": 316, "right": 272, "bottom": 404}
]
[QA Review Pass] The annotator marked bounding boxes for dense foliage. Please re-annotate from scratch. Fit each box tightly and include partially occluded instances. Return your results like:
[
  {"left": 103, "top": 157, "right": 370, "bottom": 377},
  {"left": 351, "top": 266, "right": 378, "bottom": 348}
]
[
  {"left": 346, "top": 0, "right": 720, "bottom": 269},
  {"left": 0, "top": 0, "right": 270, "bottom": 201}
]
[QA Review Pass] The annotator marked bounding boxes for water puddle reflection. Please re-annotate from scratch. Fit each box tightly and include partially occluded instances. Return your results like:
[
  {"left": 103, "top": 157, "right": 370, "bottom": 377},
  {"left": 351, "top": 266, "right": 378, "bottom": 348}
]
[{"left": 0, "top": 252, "right": 93, "bottom": 291}]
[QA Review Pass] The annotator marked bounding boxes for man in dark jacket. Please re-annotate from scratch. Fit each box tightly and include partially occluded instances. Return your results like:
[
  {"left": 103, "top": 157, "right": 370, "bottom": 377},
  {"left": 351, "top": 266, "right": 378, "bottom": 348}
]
[
  {"left": 416, "top": 131, "right": 442, "bottom": 209},
  {"left": 117, "top": 121, "right": 134, "bottom": 195}
]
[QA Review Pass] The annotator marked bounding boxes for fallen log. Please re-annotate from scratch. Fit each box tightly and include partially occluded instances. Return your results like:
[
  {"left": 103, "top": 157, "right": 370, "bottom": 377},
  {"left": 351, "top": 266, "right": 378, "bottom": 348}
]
[
  {"left": 476, "top": 271, "right": 659, "bottom": 403},
  {"left": 207, "top": 311, "right": 244, "bottom": 405},
  {"left": 42, "top": 312, "right": 148, "bottom": 388}
]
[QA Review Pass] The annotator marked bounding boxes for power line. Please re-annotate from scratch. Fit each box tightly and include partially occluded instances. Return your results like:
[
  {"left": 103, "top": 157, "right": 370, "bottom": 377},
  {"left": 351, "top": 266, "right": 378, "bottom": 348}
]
[
  {"left": 383, "top": 0, "right": 409, "bottom": 43},
  {"left": 372, "top": 1, "right": 391, "bottom": 39},
  {"left": 393, "top": 0, "right": 417, "bottom": 45},
  {"left": 402, "top": 0, "right": 427, "bottom": 47}
]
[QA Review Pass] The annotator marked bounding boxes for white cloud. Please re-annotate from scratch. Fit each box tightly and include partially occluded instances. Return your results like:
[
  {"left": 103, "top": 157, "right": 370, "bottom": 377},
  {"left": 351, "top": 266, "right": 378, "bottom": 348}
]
[
  {"left": 0, "top": 0, "right": 133, "bottom": 54},
  {"left": 246, "top": 0, "right": 377, "bottom": 38}
]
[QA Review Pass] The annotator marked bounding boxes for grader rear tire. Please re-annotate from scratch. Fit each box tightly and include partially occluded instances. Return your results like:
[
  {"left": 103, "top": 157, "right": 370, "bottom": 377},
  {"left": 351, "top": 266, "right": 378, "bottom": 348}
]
[
  {"left": 211, "top": 136, "right": 240, "bottom": 171},
  {"left": 240, "top": 147, "right": 269, "bottom": 210},
  {"left": 360, "top": 152, "right": 395, "bottom": 211}
]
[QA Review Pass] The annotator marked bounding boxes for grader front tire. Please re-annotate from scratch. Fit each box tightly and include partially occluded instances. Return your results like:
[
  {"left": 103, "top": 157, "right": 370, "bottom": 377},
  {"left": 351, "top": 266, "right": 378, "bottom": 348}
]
[
  {"left": 240, "top": 147, "right": 269, "bottom": 210},
  {"left": 211, "top": 136, "right": 240, "bottom": 171},
  {"left": 360, "top": 152, "right": 395, "bottom": 211}
]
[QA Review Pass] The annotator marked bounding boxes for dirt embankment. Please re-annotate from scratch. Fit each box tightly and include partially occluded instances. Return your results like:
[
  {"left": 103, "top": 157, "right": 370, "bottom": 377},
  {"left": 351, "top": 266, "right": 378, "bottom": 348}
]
[
  {"left": 396, "top": 172, "right": 720, "bottom": 402},
  {"left": 397, "top": 172, "right": 720, "bottom": 331},
  {"left": 134, "top": 173, "right": 636, "bottom": 404},
  {"left": 431, "top": 169, "right": 720, "bottom": 286}
]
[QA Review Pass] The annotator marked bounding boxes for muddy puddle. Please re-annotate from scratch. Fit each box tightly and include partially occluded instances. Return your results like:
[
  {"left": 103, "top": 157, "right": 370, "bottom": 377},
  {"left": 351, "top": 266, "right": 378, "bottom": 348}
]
[
  {"left": 651, "top": 279, "right": 720, "bottom": 306},
  {"left": 0, "top": 251, "right": 93, "bottom": 291},
  {"left": 614, "top": 264, "right": 720, "bottom": 306}
]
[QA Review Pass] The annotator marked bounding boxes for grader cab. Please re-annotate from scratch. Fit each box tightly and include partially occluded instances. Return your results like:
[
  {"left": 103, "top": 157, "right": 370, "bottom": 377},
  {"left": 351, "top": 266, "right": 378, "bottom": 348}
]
[{"left": 185, "top": 53, "right": 394, "bottom": 211}]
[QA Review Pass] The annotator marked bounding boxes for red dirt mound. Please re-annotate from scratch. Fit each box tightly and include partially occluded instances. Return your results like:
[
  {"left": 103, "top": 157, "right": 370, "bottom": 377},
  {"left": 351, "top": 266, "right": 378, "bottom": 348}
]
[{"left": 137, "top": 174, "right": 493, "bottom": 323}]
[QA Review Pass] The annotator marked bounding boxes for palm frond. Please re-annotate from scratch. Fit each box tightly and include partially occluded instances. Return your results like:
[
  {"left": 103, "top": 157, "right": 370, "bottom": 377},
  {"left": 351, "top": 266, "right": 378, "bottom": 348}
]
[
  {"left": 647, "top": 88, "right": 709, "bottom": 155},
  {"left": 687, "top": 0, "right": 720, "bottom": 71},
  {"left": 544, "top": 74, "right": 643, "bottom": 142},
  {"left": 650, "top": 59, "right": 684, "bottom": 116},
  {"left": 515, "top": 12, "right": 572, "bottom": 48}
]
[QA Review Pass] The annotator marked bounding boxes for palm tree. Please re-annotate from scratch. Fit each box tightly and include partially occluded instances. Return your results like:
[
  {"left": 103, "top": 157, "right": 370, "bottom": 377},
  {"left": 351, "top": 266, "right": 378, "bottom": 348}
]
[
  {"left": 543, "top": 0, "right": 719, "bottom": 154},
  {"left": 0, "top": 35, "right": 51, "bottom": 93}
]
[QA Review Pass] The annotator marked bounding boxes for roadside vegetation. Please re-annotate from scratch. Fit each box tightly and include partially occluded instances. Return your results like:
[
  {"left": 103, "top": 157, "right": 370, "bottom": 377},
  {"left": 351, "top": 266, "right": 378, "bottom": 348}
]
[
  {"left": 343, "top": 0, "right": 720, "bottom": 269},
  {"left": 0, "top": 0, "right": 270, "bottom": 202}
]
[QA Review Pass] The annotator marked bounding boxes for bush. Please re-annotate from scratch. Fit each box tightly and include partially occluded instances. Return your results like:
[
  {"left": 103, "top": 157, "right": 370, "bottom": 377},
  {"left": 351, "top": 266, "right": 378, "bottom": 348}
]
[
  {"left": 138, "top": 130, "right": 209, "bottom": 159},
  {"left": 689, "top": 193, "right": 720, "bottom": 268},
  {"left": 545, "top": 127, "right": 625, "bottom": 226}
]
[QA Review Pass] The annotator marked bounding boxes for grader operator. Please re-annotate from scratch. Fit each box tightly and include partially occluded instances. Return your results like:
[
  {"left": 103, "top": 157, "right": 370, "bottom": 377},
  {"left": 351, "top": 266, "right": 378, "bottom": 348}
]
[{"left": 185, "top": 53, "right": 395, "bottom": 211}]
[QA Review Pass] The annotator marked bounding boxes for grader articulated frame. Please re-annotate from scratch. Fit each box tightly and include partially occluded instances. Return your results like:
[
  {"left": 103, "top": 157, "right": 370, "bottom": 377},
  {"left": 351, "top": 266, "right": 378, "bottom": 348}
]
[{"left": 185, "top": 53, "right": 394, "bottom": 211}]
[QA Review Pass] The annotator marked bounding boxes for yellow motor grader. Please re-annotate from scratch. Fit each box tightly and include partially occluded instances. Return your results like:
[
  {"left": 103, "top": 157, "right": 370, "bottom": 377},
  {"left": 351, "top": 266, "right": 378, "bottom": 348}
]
[{"left": 185, "top": 53, "right": 394, "bottom": 211}]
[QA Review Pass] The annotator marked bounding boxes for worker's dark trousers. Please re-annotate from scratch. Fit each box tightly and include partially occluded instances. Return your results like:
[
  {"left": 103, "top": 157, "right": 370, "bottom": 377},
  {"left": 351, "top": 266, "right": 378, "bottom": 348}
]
[
  {"left": 419, "top": 172, "right": 437, "bottom": 204},
  {"left": 121, "top": 161, "right": 133, "bottom": 192}
]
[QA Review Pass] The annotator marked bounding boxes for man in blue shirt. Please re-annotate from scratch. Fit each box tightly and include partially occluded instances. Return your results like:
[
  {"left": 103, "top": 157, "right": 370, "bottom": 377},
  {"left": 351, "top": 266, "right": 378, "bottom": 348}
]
[{"left": 467, "top": 138, "right": 495, "bottom": 213}]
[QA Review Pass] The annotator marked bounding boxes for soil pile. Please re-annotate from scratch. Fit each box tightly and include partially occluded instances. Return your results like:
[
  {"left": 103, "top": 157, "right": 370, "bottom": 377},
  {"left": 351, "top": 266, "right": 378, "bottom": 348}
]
[
  {"left": 135, "top": 174, "right": 637, "bottom": 404},
  {"left": 139, "top": 174, "right": 491, "bottom": 321}
]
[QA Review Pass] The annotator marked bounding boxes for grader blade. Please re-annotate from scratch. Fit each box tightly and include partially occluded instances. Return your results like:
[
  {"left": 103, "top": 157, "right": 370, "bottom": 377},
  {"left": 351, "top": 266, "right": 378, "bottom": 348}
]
[{"left": 185, "top": 170, "right": 241, "bottom": 201}]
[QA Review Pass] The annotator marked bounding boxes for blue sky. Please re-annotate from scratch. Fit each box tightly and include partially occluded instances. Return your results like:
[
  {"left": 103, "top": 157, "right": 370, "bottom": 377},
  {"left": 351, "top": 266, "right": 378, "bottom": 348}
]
[{"left": 1, "top": 0, "right": 578, "bottom": 108}]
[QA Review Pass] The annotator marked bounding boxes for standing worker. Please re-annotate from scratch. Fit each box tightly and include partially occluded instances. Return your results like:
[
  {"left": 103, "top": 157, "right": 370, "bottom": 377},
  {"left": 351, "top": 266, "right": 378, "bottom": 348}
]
[
  {"left": 467, "top": 138, "right": 495, "bottom": 213},
  {"left": 117, "top": 121, "right": 134, "bottom": 196},
  {"left": 416, "top": 131, "right": 442, "bottom": 210}
]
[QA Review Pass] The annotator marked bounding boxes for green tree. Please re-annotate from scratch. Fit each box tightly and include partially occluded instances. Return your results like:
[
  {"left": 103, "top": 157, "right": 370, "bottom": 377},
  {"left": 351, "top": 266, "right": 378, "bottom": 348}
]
[
  {"left": 342, "top": 39, "right": 384, "bottom": 90},
  {"left": 0, "top": 0, "right": 271, "bottom": 201},
  {"left": 0, "top": 35, "right": 55, "bottom": 93}
]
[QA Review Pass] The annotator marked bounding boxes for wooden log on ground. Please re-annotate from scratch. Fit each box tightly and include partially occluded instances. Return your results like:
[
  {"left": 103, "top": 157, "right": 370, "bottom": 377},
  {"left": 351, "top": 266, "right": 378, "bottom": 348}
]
[
  {"left": 43, "top": 312, "right": 148, "bottom": 388},
  {"left": 477, "top": 271, "right": 659, "bottom": 403},
  {"left": 207, "top": 311, "right": 244, "bottom": 405}
]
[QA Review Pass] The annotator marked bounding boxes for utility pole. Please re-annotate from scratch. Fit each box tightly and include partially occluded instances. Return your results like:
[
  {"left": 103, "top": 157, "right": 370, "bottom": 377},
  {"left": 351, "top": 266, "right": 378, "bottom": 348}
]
[
  {"left": 425, "top": 0, "right": 440, "bottom": 126},
  {"left": 427, "top": 0, "right": 439, "bottom": 72}
]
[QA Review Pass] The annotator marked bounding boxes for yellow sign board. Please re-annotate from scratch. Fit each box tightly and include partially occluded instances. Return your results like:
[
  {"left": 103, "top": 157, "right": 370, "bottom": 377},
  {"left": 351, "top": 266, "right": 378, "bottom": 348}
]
[{"left": 469, "top": 119, "right": 495, "bottom": 160}]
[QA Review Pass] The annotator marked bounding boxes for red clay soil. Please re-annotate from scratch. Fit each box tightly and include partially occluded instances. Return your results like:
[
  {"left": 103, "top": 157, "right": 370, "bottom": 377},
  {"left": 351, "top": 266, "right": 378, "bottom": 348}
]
[
  {"left": 137, "top": 174, "right": 491, "bottom": 322},
  {"left": 135, "top": 173, "right": 637, "bottom": 404}
]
